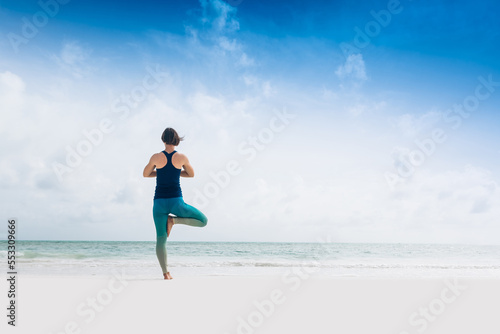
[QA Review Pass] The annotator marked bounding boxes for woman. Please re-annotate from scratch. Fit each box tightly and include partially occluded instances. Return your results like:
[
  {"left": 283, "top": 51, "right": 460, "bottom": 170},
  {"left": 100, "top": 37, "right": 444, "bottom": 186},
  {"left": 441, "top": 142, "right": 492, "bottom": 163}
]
[{"left": 143, "top": 127, "right": 208, "bottom": 280}]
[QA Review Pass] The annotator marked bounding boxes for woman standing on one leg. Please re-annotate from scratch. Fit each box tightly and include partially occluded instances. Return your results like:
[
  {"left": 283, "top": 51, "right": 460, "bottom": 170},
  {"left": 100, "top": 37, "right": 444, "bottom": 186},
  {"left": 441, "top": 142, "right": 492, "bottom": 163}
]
[{"left": 143, "top": 127, "right": 208, "bottom": 280}]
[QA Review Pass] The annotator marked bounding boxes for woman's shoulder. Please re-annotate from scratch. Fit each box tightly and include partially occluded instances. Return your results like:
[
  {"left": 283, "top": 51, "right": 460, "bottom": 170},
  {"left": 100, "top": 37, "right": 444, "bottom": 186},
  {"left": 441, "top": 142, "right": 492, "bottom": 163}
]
[
  {"left": 173, "top": 151, "right": 187, "bottom": 158},
  {"left": 150, "top": 151, "right": 167, "bottom": 163},
  {"left": 173, "top": 151, "right": 188, "bottom": 163},
  {"left": 153, "top": 151, "right": 166, "bottom": 158}
]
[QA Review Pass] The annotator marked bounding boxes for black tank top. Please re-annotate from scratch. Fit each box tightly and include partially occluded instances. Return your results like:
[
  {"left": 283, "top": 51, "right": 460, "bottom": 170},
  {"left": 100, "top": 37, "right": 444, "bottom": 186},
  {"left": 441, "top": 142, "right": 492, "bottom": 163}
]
[{"left": 154, "top": 151, "right": 182, "bottom": 199}]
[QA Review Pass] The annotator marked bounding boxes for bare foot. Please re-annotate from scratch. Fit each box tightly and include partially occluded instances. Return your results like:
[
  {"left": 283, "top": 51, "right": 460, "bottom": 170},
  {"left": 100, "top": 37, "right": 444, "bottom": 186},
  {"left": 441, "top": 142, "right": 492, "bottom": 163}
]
[
  {"left": 163, "top": 272, "right": 173, "bottom": 280},
  {"left": 167, "top": 216, "right": 175, "bottom": 237}
]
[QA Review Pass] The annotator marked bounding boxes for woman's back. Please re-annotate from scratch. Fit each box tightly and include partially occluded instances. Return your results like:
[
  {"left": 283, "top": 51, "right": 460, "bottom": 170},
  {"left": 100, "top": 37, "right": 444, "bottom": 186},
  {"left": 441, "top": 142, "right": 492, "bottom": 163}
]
[{"left": 154, "top": 151, "right": 182, "bottom": 199}]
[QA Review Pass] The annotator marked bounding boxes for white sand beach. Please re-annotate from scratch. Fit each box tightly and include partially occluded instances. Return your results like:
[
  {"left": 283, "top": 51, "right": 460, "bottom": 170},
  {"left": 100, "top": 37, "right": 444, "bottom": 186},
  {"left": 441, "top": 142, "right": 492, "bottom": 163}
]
[{"left": 2, "top": 275, "right": 499, "bottom": 334}]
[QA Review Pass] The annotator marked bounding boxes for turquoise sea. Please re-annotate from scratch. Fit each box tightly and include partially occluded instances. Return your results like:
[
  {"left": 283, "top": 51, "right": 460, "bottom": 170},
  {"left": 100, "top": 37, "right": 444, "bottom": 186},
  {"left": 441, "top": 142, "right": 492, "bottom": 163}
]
[{"left": 2, "top": 241, "right": 500, "bottom": 279}]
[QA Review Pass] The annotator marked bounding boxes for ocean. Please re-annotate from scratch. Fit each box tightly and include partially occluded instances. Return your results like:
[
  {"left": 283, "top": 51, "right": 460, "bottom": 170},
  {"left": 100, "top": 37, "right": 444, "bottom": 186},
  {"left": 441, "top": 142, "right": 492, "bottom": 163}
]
[{"left": 2, "top": 241, "right": 500, "bottom": 279}]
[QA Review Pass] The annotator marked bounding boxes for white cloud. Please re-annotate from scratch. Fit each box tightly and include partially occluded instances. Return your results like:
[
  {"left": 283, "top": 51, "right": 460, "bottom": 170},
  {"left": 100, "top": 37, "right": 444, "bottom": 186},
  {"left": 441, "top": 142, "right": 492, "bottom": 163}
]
[
  {"left": 52, "top": 41, "right": 93, "bottom": 78},
  {"left": 218, "top": 36, "right": 238, "bottom": 51},
  {"left": 229, "top": 163, "right": 500, "bottom": 244},
  {"left": 335, "top": 53, "right": 367, "bottom": 82},
  {"left": 242, "top": 75, "right": 257, "bottom": 86},
  {"left": 0, "top": 71, "right": 26, "bottom": 118},
  {"left": 262, "top": 81, "right": 274, "bottom": 97},
  {"left": 242, "top": 75, "right": 274, "bottom": 97},
  {"left": 218, "top": 36, "right": 255, "bottom": 67},
  {"left": 393, "top": 110, "right": 443, "bottom": 137},
  {"left": 60, "top": 41, "right": 90, "bottom": 65},
  {"left": 238, "top": 52, "right": 255, "bottom": 67},
  {"left": 0, "top": 71, "right": 25, "bottom": 92},
  {"left": 347, "top": 100, "right": 386, "bottom": 116},
  {"left": 151, "top": 0, "right": 253, "bottom": 71},
  {"left": 3, "top": 67, "right": 500, "bottom": 244},
  {"left": 199, "top": 0, "right": 240, "bottom": 33},
  {"left": 320, "top": 87, "right": 338, "bottom": 100}
]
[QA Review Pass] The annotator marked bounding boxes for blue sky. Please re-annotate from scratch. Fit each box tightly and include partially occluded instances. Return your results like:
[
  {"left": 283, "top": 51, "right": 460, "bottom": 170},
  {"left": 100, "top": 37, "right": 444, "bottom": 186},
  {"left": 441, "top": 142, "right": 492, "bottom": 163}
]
[{"left": 1, "top": 0, "right": 500, "bottom": 243}]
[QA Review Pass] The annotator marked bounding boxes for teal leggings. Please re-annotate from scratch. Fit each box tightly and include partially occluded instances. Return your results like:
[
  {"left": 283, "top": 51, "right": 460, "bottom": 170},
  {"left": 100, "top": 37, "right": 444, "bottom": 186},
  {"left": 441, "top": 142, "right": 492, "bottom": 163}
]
[{"left": 153, "top": 197, "right": 207, "bottom": 274}]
